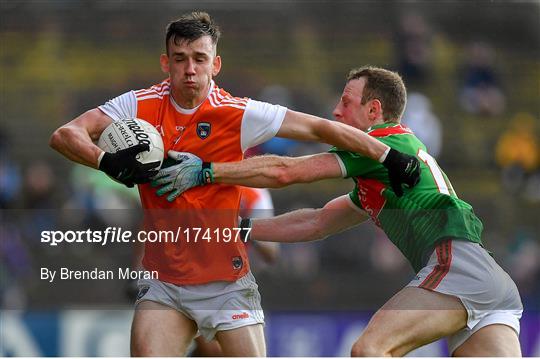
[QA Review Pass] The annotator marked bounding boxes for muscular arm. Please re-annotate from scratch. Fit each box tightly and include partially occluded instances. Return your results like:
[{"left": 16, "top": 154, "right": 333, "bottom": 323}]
[
  {"left": 211, "top": 111, "right": 419, "bottom": 192},
  {"left": 212, "top": 153, "right": 343, "bottom": 188},
  {"left": 277, "top": 109, "right": 388, "bottom": 161},
  {"left": 49, "top": 108, "right": 112, "bottom": 168},
  {"left": 251, "top": 195, "right": 367, "bottom": 243},
  {"left": 152, "top": 108, "right": 421, "bottom": 199}
]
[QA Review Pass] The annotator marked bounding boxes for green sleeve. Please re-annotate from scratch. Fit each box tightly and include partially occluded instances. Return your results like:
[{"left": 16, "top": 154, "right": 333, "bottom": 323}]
[
  {"left": 329, "top": 147, "right": 382, "bottom": 178},
  {"left": 328, "top": 134, "right": 424, "bottom": 178}
]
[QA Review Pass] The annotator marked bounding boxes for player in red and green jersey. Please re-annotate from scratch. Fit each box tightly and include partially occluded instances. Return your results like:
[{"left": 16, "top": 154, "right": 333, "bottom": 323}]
[
  {"left": 329, "top": 122, "right": 484, "bottom": 274},
  {"left": 160, "top": 66, "right": 523, "bottom": 356}
]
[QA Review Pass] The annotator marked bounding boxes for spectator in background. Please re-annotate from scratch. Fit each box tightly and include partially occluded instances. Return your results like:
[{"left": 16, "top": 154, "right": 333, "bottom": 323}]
[
  {"left": 0, "top": 220, "right": 31, "bottom": 309},
  {"left": 393, "top": 13, "right": 433, "bottom": 87},
  {"left": 22, "top": 162, "right": 57, "bottom": 209},
  {"left": 402, "top": 92, "right": 442, "bottom": 158},
  {"left": 495, "top": 112, "right": 540, "bottom": 200},
  {"left": 0, "top": 130, "right": 31, "bottom": 308},
  {"left": 0, "top": 129, "right": 21, "bottom": 209},
  {"left": 21, "top": 162, "right": 58, "bottom": 241},
  {"left": 459, "top": 41, "right": 506, "bottom": 116}
]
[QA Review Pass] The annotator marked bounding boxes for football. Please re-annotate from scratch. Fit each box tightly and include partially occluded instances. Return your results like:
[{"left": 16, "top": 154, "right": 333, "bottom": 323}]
[{"left": 98, "top": 118, "right": 164, "bottom": 167}]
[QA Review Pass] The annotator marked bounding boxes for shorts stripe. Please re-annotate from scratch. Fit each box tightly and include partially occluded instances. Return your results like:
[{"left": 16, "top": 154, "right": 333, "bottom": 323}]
[
  {"left": 420, "top": 240, "right": 452, "bottom": 290},
  {"left": 423, "top": 241, "right": 450, "bottom": 289}
]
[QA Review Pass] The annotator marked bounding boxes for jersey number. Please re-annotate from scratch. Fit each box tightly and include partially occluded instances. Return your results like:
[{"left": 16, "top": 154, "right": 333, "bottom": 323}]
[{"left": 417, "top": 149, "right": 455, "bottom": 196}]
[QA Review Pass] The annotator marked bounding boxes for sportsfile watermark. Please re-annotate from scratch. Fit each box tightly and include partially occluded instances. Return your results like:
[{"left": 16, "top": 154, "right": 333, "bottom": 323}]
[
  {"left": 2, "top": 208, "right": 536, "bottom": 311},
  {"left": 40, "top": 227, "right": 251, "bottom": 246}
]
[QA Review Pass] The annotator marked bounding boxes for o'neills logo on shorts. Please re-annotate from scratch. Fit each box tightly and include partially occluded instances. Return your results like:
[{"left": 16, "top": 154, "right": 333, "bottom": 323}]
[{"left": 232, "top": 312, "right": 250, "bottom": 320}]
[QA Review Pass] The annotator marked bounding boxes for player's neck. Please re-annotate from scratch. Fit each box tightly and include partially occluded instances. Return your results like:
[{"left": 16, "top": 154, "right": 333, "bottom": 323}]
[{"left": 370, "top": 118, "right": 386, "bottom": 128}]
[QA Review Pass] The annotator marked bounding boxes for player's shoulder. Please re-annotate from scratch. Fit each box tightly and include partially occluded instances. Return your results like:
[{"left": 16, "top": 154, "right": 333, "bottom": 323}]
[
  {"left": 133, "top": 79, "right": 170, "bottom": 102},
  {"left": 208, "top": 83, "right": 249, "bottom": 110}
]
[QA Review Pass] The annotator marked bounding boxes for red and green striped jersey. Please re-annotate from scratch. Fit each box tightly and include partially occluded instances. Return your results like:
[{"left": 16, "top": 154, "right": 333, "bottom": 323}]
[{"left": 330, "top": 122, "right": 483, "bottom": 273}]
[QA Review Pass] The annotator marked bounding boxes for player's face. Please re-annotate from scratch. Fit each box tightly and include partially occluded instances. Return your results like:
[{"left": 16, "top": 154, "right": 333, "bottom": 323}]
[
  {"left": 160, "top": 35, "right": 221, "bottom": 109},
  {"left": 332, "top": 78, "right": 372, "bottom": 131}
]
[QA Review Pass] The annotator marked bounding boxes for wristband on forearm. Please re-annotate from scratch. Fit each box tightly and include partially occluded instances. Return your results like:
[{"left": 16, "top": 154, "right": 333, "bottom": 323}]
[
  {"left": 201, "top": 162, "right": 214, "bottom": 184},
  {"left": 239, "top": 217, "right": 252, "bottom": 243}
]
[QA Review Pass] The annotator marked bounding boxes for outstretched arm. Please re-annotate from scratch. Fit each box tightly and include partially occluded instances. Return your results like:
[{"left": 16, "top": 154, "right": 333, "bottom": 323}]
[
  {"left": 250, "top": 195, "right": 368, "bottom": 243},
  {"left": 152, "top": 111, "right": 421, "bottom": 201},
  {"left": 152, "top": 151, "right": 343, "bottom": 201},
  {"left": 275, "top": 110, "right": 421, "bottom": 195},
  {"left": 212, "top": 153, "right": 343, "bottom": 188},
  {"left": 277, "top": 110, "right": 388, "bottom": 161}
]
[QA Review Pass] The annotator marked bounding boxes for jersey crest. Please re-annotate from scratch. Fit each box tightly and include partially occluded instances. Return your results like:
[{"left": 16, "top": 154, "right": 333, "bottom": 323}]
[{"left": 196, "top": 122, "right": 211, "bottom": 139}]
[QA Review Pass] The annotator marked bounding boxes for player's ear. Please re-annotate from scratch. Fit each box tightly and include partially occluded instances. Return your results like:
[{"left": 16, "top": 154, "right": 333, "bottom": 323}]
[
  {"left": 212, "top": 55, "right": 222, "bottom": 77},
  {"left": 160, "top": 54, "right": 170, "bottom": 74},
  {"left": 369, "top": 99, "right": 383, "bottom": 120}
]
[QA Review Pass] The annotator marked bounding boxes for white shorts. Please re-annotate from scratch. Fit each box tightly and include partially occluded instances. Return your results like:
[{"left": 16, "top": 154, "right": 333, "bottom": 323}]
[
  {"left": 135, "top": 271, "right": 265, "bottom": 341},
  {"left": 407, "top": 239, "right": 523, "bottom": 354}
]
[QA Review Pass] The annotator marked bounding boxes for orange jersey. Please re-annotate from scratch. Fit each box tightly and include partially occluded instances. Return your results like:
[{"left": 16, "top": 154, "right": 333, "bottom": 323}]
[{"left": 99, "top": 79, "right": 286, "bottom": 284}]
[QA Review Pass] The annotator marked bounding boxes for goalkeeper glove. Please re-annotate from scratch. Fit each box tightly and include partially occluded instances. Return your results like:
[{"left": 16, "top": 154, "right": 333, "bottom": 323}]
[
  {"left": 151, "top": 150, "right": 214, "bottom": 202},
  {"left": 382, "top": 148, "right": 421, "bottom": 197},
  {"left": 98, "top": 143, "right": 160, "bottom": 188}
]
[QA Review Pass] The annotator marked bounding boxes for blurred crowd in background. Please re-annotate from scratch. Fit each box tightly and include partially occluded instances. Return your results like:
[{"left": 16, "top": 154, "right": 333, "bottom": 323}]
[{"left": 1, "top": 1, "right": 539, "bottom": 312}]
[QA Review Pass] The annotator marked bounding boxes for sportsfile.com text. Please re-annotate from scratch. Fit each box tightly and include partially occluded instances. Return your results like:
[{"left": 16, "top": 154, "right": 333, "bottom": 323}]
[{"left": 40, "top": 227, "right": 251, "bottom": 246}]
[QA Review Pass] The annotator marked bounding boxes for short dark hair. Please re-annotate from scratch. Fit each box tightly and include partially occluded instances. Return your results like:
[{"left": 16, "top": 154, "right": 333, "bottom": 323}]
[
  {"left": 347, "top": 66, "right": 407, "bottom": 122},
  {"left": 165, "top": 12, "right": 221, "bottom": 54}
]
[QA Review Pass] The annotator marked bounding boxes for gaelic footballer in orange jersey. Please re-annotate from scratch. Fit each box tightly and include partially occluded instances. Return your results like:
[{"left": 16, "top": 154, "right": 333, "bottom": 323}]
[
  {"left": 49, "top": 12, "right": 421, "bottom": 356},
  {"left": 99, "top": 79, "right": 287, "bottom": 285}
]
